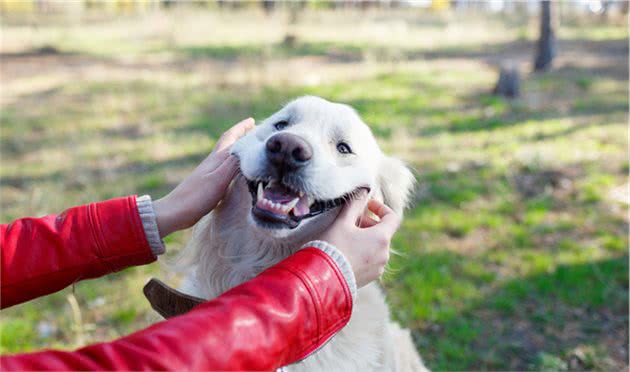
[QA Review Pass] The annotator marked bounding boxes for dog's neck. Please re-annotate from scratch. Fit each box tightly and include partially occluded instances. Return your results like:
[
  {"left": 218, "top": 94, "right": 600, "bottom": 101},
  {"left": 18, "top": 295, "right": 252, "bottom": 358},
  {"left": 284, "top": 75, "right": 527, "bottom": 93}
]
[{"left": 188, "top": 211, "right": 318, "bottom": 299}]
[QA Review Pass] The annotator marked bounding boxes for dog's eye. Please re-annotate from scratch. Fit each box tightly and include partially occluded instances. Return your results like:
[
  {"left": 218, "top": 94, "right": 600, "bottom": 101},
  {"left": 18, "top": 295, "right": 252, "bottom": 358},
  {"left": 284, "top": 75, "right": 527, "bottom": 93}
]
[
  {"left": 336, "top": 142, "right": 352, "bottom": 154},
  {"left": 274, "top": 121, "right": 289, "bottom": 130}
]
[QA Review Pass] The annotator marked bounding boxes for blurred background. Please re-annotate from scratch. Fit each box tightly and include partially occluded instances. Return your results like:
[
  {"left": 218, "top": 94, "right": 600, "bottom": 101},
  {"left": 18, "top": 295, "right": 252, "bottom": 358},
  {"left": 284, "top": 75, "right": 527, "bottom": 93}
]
[{"left": 0, "top": 0, "right": 627, "bottom": 370}]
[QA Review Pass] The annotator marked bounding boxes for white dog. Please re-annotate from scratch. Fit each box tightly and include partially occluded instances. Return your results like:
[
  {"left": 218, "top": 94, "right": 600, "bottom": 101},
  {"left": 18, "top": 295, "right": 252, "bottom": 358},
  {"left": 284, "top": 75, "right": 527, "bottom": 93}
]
[{"left": 177, "top": 96, "right": 427, "bottom": 371}]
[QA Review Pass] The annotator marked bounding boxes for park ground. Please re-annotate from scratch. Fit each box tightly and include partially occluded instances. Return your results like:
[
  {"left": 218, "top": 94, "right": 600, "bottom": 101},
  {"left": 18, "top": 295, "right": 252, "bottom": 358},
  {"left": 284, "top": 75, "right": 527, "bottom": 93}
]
[{"left": 1, "top": 7, "right": 628, "bottom": 371}]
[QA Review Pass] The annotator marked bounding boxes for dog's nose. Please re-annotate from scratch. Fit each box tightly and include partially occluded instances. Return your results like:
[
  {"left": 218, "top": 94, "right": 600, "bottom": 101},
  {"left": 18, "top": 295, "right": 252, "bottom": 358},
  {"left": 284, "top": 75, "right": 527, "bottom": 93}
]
[{"left": 266, "top": 133, "right": 313, "bottom": 171}]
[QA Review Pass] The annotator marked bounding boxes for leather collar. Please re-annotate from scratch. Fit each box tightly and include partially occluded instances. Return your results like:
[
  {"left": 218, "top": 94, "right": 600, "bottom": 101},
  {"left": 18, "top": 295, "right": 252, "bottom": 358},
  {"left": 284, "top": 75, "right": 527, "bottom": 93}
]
[{"left": 143, "top": 278, "right": 205, "bottom": 319}]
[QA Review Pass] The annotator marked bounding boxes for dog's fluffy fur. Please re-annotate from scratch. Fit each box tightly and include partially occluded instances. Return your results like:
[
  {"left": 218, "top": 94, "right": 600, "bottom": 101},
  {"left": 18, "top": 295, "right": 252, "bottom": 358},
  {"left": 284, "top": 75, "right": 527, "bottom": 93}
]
[{"left": 177, "top": 96, "right": 427, "bottom": 371}]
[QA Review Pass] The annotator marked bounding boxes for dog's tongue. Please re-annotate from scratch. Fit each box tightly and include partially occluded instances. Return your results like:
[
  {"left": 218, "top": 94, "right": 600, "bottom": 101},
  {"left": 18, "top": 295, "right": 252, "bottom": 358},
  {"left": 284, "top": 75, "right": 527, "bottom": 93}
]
[
  {"left": 263, "top": 182, "right": 310, "bottom": 217},
  {"left": 263, "top": 183, "right": 297, "bottom": 203},
  {"left": 293, "top": 195, "right": 310, "bottom": 217}
]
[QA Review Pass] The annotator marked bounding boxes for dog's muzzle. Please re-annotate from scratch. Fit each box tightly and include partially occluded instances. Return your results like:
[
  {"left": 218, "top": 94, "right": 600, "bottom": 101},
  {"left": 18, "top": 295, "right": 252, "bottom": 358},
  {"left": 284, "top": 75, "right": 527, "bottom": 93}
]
[{"left": 247, "top": 178, "right": 370, "bottom": 229}]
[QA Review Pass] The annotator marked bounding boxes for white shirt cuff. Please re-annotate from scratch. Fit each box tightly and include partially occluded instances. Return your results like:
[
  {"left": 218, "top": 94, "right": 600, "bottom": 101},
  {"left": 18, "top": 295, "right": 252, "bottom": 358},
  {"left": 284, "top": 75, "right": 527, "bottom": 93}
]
[
  {"left": 136, "top": 195, "right": 166, "bottom": 256},
  {"left": 300, "top": 240, "right": 357, "bottom": 302}
]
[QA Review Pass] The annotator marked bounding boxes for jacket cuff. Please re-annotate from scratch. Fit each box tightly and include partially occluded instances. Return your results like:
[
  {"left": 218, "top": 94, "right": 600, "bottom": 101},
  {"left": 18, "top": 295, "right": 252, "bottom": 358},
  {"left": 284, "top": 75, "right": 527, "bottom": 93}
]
[
  {"left": 135, "top": 195, "right": 165, "bottom": 256},
  {"left": 300, "top": 240, "right": 357, "bottom": 302},
  {"left": 86, "top": 196, "right": 156, "bottom": 273}
]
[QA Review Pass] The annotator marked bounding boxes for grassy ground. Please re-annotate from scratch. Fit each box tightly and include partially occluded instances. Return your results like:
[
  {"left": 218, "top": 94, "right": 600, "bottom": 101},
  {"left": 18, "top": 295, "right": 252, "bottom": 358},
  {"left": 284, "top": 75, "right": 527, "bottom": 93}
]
[{"left": 1, "top": 7, "right": 627, "bottom": 371}]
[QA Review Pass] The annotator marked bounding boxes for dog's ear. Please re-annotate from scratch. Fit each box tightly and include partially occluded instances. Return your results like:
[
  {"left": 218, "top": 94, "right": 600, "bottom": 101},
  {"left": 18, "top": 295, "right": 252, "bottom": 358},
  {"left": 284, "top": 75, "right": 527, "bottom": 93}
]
[{"left": 377, "top": 156, "right": 416, "bottom": 216}]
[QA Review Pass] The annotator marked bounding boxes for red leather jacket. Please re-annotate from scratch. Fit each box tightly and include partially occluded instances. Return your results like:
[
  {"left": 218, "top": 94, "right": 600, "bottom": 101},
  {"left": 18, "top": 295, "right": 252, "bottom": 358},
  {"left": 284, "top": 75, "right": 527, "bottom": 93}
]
[{"left": 0, "top": 196, "right": 353, "bottom": 370}]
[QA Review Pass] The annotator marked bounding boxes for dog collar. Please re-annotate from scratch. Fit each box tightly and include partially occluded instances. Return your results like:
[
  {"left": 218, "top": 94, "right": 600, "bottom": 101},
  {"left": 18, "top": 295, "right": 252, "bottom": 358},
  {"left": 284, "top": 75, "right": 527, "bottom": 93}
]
[{"left": 143, "top": 278, "right": 205, "bottom": 318}]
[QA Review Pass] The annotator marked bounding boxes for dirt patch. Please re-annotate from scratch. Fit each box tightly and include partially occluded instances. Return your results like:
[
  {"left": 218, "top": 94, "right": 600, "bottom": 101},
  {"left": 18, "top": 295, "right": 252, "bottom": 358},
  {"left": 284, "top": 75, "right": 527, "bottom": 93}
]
[{"left": 510, "top": 166, "right": 577, "bottom": 199}]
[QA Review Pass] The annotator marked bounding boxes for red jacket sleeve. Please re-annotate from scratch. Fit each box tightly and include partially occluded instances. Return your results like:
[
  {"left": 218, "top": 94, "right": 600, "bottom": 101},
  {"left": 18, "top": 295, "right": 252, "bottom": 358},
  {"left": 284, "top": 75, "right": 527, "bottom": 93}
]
[
  {"left": 0, "top": 247, "right": 353, "bottom": 371},
  {"left": 1, "top": 196, "right": 156, "bottom": 309}
]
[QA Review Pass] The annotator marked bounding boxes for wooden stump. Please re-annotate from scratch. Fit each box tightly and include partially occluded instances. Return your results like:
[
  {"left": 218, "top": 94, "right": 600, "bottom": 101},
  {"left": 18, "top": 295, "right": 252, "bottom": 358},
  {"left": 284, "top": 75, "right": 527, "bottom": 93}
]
[{"left": 493, "top": 64, "right": 520, "bottom": 98}]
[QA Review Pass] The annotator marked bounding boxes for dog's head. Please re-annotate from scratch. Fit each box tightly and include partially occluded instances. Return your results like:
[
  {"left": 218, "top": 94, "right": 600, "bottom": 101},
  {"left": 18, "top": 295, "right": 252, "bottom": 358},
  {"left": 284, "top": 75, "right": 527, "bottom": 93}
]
[{"left": 231, "top": 96, "right": 414, "bottom": 237}]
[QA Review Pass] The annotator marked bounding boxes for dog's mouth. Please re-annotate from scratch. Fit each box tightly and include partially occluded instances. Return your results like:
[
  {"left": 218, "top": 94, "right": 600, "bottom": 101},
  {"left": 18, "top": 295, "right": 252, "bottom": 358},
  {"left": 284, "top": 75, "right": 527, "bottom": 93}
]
[{"left": 246, "top": 179, "right": 368, "bottom": 229}]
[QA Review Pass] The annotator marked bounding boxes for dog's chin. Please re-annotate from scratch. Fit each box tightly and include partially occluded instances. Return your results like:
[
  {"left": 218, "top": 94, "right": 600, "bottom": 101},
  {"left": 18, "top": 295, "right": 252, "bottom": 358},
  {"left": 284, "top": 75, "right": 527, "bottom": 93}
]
[
  {"left": 248, "top": 209, "right": 332, "bottom": 240},
  {"left": 251, "top": 207, "right": 302, "bottom": 230},
  {"left": 245, "top": 177, "right": 369, "bottom": 231}
]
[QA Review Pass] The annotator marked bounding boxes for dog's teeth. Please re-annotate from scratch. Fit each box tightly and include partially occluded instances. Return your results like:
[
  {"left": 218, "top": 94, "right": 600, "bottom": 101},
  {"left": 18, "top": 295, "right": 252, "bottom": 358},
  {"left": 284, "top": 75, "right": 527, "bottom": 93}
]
[
  {"left": 307, "top": 195, "right": 314, "bottom": 207},
  {"left": 299, "top": 191, "right": 304, "bottom": 197},
  {"left": 283, "top": 205, "right": 291, "bottom": 213},
  {"left": 286, "top": 197, "right": 299, "bottom": 211},
  {"left": 257, "top": 182, "right": 263, "bottom": 201}
]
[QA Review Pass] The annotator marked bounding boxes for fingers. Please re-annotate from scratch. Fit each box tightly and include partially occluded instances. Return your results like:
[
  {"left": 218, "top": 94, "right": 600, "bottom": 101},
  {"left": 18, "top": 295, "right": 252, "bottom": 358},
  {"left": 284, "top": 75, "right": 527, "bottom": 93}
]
[
  {"left": 366, "top": 199, "right": 393, "bottom": 219},
  {"left": 210, "top": 146, "right": 231, "bottom": 163},
  {"left": 373, "top": 212, "right": 401, "bottom": 238},
  {"left": 214, "top": 118, "right": 255, "bottom": 153},
  {"left": 199, "top": 118, "right": 253, "bottom": 175},
  {"left": 356, "top": 200, "right": 385, "bottom": 228},
  {"left": 365, "top": 199, "right": 401, "bottom": 237},
  {"left": 211, "top": 155, "right": 240, "bottom": 181},
  {"left": 337, "top": 190, "right": 369, "bottom": 225},
  {"left": 357, "top": 214, "right": 378, "bottom": 228}
]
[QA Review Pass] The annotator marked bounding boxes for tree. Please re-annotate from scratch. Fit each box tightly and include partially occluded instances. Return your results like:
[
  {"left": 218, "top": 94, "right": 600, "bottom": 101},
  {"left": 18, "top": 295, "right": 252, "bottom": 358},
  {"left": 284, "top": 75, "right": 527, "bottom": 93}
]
[{"left": 534, "top": 0, "right": 555, "bottom": 71}]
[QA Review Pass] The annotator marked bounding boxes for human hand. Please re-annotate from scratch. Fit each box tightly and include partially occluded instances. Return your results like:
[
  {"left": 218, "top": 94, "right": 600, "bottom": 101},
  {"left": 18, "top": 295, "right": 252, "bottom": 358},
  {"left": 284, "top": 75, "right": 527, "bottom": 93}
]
[
  {"left": 153, "top": 118, "right": 255, "bottom": 237},
  {"left": 319, "top": 191, "right": 401, "bottom": 288}
]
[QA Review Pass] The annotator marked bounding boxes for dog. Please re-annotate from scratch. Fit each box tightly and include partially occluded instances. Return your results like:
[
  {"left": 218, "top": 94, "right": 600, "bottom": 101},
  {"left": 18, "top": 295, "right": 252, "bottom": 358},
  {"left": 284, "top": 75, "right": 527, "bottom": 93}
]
[{"left": 176, "top": 96, "right": 427, "bottom": 371}]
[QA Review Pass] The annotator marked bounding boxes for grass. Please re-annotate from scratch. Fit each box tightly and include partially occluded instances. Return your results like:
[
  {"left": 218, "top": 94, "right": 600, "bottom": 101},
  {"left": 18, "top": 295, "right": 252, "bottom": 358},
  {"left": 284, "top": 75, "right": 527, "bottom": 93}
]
[{"left": 1, "top": 7, "right": 628, "bottom": 370}]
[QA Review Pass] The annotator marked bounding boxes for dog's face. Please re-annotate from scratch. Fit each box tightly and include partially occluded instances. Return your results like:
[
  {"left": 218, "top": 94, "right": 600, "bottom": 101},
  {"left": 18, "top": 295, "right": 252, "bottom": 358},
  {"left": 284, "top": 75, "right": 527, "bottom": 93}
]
[{"left": 231, "top": 96, "right": 414, "bottom": 238}]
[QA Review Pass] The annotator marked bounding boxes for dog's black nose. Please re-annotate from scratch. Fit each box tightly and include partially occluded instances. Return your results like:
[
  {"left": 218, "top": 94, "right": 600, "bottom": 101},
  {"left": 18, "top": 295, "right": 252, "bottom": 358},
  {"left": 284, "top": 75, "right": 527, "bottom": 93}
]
[{"left": 266, "top": 133, "right": 313, "bottom": 171}]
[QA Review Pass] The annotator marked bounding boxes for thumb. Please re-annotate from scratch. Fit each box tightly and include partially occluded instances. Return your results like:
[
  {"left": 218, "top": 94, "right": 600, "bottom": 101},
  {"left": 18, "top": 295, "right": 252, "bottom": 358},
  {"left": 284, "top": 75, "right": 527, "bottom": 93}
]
[{"left": 337, "top": 190, "right": 369, "bottom": 225}]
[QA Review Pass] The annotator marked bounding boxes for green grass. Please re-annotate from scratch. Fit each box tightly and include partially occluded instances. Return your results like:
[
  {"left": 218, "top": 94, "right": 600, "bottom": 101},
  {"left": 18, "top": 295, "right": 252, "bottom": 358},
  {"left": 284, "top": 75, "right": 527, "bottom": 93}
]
[{"left": 1, "top": 7, "right": 628, "bottom": 371}]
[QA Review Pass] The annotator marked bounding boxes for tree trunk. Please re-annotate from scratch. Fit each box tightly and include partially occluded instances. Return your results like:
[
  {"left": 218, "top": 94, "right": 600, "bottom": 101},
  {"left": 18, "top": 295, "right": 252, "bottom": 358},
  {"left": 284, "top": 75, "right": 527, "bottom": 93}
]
[
  {"left": 262, "top": 0, "right": 275, "bottom": 14},
  {"left": 534, "top": 0, "right": 555, "bottom": 71}
]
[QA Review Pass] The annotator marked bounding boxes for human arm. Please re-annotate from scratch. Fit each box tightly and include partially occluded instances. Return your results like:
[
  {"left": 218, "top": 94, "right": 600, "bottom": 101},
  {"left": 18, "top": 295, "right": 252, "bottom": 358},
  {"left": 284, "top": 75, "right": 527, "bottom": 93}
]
[
  {"left": 0, "top": 247, "right": 352, "bottom": 371},
  {"left": 0, "top": 189, "right": 400, "bottom": 371},
  {"left": 0, "top": 195, "right": 156, "bottom": 309},
  {"left": 0, "top": 119, "right": 255, "bottom": 309},
  {"left": 152, "top": 118, "right": 255, "bottom": 237}
]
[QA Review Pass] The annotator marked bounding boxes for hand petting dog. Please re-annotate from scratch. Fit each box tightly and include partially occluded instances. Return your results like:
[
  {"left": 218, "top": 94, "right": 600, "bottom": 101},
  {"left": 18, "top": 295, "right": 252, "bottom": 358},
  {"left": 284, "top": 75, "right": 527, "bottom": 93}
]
[
  {"left": 320, "top": 190, "right": 401, "bottom": 287},
  {"left": 153, "top": 118, "right": 255, "bottom": 237}
]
